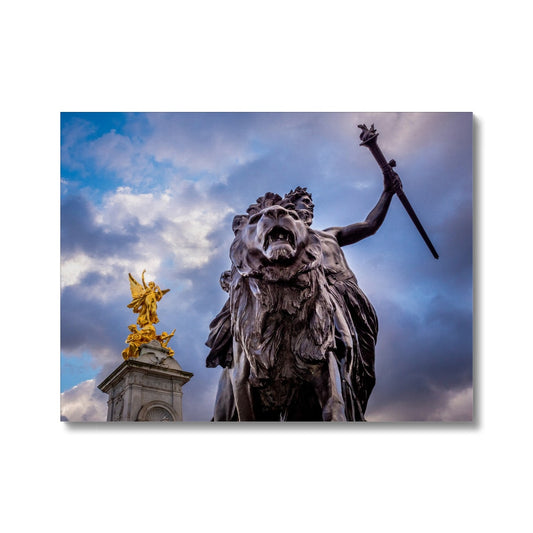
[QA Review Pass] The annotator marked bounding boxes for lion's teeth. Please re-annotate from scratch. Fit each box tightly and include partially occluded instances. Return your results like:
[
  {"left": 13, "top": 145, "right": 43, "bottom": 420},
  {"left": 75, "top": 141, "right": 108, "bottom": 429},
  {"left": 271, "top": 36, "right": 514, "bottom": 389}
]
[{"left": 265, "top": 228, "right": 292, "bottom": 249}]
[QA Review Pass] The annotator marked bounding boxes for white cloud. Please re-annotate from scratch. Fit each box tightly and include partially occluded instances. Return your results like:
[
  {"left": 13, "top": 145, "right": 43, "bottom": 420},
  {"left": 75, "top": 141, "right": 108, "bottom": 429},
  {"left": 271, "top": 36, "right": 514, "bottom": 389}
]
[
  {"left": 60, "top": 379, "right": 107, "bottom": 422},
  {"left": 61, "top": 182, "right": 234, "bottom": 307},
  {"left": 61, "top": 253, "right": 95, "bottom": 288},
  {"left": 432, "top": 386, "right": 473, "bottom": 422},
  {"left": 98, "top": 183, "right": 233, "bottom": 269},
  {"left": 101, "top": 188, "right": 166, "bottom": 227},
  {"left": 60, "top": 252, "right": 161, "bottom": 296}
]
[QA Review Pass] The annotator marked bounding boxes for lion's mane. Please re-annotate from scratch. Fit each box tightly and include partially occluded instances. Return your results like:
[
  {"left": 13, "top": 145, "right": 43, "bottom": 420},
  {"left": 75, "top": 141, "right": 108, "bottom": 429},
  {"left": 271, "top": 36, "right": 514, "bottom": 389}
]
[
  {"left": 230, "top": 268, "right": 335, "bottom": 386},
  {"left": 227, "top": 204, "right": 337, "bottom": 410}
]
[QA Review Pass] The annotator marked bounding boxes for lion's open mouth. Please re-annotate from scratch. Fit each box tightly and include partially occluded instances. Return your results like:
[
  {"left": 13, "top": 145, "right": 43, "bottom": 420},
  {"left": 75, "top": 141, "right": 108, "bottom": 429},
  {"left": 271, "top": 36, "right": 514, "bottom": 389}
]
[{"left": 263, "top": 226, "right": 296, "bottom": 253}]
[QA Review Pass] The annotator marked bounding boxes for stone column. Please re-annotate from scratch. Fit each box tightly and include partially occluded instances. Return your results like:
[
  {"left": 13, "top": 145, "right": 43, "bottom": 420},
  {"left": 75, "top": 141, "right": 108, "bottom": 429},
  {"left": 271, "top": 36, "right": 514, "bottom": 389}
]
[{"left": 98, "top": 341, "right": 193, "bottom": 422}]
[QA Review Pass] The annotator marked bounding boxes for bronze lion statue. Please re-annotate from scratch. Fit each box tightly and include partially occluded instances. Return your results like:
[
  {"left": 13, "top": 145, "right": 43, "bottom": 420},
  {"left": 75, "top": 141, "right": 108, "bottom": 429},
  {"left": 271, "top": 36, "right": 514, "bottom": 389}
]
[{"left": 207, "top": 179, "right": 400, "bottom": 421}]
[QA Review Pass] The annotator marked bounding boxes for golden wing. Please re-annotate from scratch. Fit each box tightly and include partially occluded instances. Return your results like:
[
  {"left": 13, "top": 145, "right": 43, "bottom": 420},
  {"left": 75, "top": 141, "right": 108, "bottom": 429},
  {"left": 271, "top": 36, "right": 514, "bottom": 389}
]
[{"left": 128, "top": 272, "right": 145, "bottom": 299}]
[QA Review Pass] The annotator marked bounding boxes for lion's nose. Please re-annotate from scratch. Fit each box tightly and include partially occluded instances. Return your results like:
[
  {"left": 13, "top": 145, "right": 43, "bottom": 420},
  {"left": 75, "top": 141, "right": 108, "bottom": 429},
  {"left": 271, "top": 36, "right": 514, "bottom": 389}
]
[{"left": 262, "top": 205, "right": 289, "bottom": 220}]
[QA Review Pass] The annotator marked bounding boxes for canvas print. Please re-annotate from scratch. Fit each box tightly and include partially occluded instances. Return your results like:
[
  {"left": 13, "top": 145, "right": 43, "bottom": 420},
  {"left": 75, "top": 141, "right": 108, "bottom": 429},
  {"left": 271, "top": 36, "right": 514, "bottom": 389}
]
[{"left": 60, "top": 112, "right": 473, "bottom": 422}]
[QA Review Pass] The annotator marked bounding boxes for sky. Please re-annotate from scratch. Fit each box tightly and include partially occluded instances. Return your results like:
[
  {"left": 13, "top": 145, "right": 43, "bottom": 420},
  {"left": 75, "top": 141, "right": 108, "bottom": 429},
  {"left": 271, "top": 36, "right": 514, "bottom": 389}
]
[{"left": 60, "top": 111, "right": 472, "bottom": 422}]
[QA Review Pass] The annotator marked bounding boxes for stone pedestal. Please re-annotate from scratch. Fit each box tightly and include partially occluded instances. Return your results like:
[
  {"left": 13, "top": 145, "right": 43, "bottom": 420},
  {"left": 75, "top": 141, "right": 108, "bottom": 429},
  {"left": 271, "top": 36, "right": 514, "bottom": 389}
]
[{"left": 98, "top": 341, "right": 193, "bottom": 422}]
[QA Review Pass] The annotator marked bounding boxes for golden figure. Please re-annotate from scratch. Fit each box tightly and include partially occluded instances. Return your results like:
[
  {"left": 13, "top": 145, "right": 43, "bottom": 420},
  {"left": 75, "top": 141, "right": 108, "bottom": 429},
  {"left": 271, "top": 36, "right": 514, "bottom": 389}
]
[
  {"left": 122, "top": 324, "right": 158, "bottom": 360},
  {"left": 123, "top": 272, "right": 174, "bottom": 360},
  {"left": 127, "top": 270, "right": 170, "bottom": 328},
  {"left": 157, "top": 329, "right": 176, "bottom": 357}
]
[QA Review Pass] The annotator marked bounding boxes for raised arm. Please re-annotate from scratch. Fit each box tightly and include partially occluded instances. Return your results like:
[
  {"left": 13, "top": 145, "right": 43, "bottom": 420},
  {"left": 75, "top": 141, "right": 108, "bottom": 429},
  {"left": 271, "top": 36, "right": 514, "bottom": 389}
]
[{"left": 325, "top": 171, "right": 401, "bottom": 247}]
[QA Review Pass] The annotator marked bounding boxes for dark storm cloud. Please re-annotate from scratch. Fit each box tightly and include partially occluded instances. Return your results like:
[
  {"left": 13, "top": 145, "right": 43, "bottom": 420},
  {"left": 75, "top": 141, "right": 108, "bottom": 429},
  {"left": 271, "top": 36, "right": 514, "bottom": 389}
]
[
  {"left": 204, "top": 113, "right": 358, "bottom": 204},
  {"left": 368, "top": 293, "right": 472, "bottom": 421},
  {"left": 61, "top": 280, "right": 128, "bottom": 358},
  {"left": 362, "top": 189, "right": 472, "bottom": 421},
  {"left": 61, "top": 194, "right": 140, "bottom": 255}
]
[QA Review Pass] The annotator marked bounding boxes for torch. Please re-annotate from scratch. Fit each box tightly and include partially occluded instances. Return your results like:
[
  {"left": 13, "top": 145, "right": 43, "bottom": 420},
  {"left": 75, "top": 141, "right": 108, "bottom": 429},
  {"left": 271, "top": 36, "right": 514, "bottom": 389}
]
[{"left": 358, "top": 124, "right": 439, "bottom": 260}]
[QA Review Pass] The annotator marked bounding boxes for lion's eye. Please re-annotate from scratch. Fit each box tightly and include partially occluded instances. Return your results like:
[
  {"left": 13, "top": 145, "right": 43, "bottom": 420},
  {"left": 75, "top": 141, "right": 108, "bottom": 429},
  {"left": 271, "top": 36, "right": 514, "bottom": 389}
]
[
  {"left": 249, "top": 213, "right": 261, "bottom": 224},
  {"left": 289, "top": 211, "right": 300, "bottom": 220}
]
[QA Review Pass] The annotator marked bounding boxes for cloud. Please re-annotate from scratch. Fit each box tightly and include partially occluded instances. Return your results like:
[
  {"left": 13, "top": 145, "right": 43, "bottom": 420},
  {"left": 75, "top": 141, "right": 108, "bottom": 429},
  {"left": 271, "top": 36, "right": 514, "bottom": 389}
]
[
  {"left": 87, "top": 130, "right": 139, "bottom": 175},
  {"left": 99, "top": 183, "right": 233, "bottom": 268},
  {"left": 61, "top": 194, "right": 139, "bottom": 259},
  {"left": 367, "top": 385, "right": 473, "bottom": 422},
  {"left": 61, "top": 182, "right": 234, "bottom": 295},
  {"left": 434, "top": 386, "right": 473, "bottom": 421},
  {"left": 60, "top": 379, "right": 107, "bottom": 422},
  {"left": 141, "top": 112, "right": 262, "bottom": 179}
]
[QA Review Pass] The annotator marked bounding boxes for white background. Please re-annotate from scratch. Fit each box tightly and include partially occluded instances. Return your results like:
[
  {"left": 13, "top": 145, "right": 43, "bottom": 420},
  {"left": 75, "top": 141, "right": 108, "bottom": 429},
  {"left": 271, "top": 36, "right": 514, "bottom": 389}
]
[{"left": 2, "top": 1, "right": 531, "bottom": 532}]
